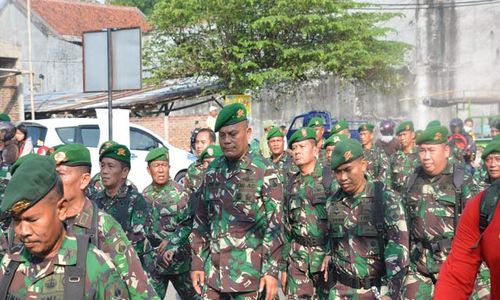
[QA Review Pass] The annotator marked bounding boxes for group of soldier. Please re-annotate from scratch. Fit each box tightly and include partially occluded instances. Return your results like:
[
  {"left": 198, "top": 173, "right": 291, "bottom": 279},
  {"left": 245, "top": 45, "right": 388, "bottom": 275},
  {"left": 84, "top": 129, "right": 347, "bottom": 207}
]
[{"left": 0, "top": 106, "right": 498, "bottom": 300}]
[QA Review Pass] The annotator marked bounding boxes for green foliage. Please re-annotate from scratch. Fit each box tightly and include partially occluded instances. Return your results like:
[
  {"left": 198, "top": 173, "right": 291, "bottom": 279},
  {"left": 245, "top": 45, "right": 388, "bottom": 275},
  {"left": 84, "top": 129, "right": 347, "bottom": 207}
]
[
  {"left": 107, "top": 0, "right": 157, "bottom": 15},
  {"left": 145, "top": 0, "right": 410, "bottom": 94}
]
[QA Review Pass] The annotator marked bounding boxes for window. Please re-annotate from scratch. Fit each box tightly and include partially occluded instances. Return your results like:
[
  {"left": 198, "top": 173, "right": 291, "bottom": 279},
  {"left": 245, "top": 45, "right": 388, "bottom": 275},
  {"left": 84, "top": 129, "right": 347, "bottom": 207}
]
[
  {"left": 56, "top": 127, "right": 77, "bottom": 144},
  {"left": 130, "top": 128, "right": 159, "bottom": 151},
  {"left": 290, "top": 116, "right": 305, "bottom": 130},
  {"left": 80, "top": 126, "right": 100, "bottom": 147},
  {"left": 26, "top": 125, "right": 47, "bottom": 147}
]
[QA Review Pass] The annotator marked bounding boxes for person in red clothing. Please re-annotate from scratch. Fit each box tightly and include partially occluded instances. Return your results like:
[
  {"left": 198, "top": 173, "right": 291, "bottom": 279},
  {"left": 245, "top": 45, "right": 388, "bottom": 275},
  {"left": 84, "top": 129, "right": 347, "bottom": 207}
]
[{"left": 435, "top": 140, "right": 500, "bottom": 299}]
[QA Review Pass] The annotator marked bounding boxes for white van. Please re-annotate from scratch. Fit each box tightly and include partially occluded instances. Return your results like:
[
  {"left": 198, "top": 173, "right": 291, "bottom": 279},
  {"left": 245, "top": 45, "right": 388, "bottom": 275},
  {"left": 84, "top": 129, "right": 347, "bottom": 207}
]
[{"left": 22, "top": 110, "right": 195, "bottom": 191}]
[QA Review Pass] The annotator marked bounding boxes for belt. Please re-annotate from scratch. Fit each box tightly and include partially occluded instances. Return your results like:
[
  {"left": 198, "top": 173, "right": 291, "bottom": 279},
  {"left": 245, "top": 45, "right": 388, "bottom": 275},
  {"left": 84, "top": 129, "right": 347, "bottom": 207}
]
[
  {"left": 293, "top": 235, "right": 326, "bottom": 247},
  {"left": 334, "top": 268, "right": 381, "bottom": 290},
  {"left": 419, "top": 238, "right": 452, "bottom": 253}
]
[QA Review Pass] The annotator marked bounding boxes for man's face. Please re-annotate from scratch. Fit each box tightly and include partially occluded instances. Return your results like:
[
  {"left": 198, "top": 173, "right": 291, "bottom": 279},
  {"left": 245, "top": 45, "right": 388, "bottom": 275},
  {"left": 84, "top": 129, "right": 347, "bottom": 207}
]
[
  {"left": 451, "top": 126, "right": 461, "bottom": 134},
  {"left": 219, "top": 122, "right": 251, "bottom": 161},
  {"left": 359, "top": 131, "right": 373, "bottom": 146},
  {"left": 291, "top": 140, "right": 318, "bottom": 167},
  {"left": 268, "top": 137, "right": 284, "bottom": 156},
  {"left": 99, "top": 158, "right": 129, "bottom": 189},
  {"left": 325, "top": 145, "right": 334, "bottom": 160},
  {"left": 485, "top": 153, "right": 500, "bottom": 180},
  {"left": 13, "top": 193, "right": 67, "bottom": 257},
  {"left": 313, "top": 126, "right": 324, "bottom": 141},
  {"left": 147, "top": 160, "right": 170, "bottom": 186},
  {"left": 209, "top": 110, "right": 218, "bottom": 117},
  {"left": 334, "top": 158, "right": 367, "bottom": 195},
  {"left": 56, "top": 165, "right": 90, "bottom": 202},
  {"left": 464, "top": 120, "right": 473, "bottom": 128},
  {"left": 397, "top": 130, "right": 415, "bottom": 148},
  {"left": 418, "top": 144, "right": 450, "bottom": 176},
  {"left": 492, "top": 127, "right": 499, "bottom": 137},
  {"left": 195, "top": 131, "right": 212, "bottom": 157}
]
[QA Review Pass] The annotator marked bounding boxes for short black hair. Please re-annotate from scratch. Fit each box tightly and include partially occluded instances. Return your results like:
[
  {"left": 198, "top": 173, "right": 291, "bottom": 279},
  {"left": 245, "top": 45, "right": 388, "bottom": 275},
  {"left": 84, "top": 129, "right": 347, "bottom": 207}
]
[{"left": 196, "top": 128, "right": 216, "bottom": 143}]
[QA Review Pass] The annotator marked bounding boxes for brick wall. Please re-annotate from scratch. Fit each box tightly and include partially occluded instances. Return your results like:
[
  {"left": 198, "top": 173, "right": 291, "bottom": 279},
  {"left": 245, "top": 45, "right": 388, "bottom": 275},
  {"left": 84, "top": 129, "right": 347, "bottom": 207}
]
[
  {"left": 130, "top": 114, "right": 209, "bottom": 151},
  {"left": 0, "top": 74, "right": 19, "bottom": 122}
]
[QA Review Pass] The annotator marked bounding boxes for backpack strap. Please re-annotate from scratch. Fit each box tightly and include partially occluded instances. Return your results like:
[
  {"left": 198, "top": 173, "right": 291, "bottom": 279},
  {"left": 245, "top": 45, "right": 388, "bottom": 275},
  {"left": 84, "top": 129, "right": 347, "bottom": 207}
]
[
  {"left": 63, "top": 234, "right": 90, "bottom": 300},
  {"left": 405, "top": 165, "right": 422, "bottom": 195},
  {"left": 452, "top": 164, "right": 465, "bottom": 233},
  {"left": 284, "top": 172, "right": 300, "bottom": 227},
  {"left": 0, "top": 259, "right": 20, "bottom": 300},
  {"left": 479, "top": 180, "right": 500, "bottom": 233},
  {"left": 373, "top": 181, "right": 386, "bottom": 265},
  {"left": 321, "top": 164, "right": 333, "bottom": 197},
  {"left": 88, "top": 201, "right": 99, "bottom": 246}
]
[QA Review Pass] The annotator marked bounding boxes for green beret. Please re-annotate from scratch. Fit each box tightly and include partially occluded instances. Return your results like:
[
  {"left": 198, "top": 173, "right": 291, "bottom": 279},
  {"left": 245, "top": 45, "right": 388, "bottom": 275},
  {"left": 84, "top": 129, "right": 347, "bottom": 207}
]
[
  {"left": 0, "top": 113, "right": 11, "bottom": 122},
  {"left": 200, "top": 145, "right": 223, "bottom": 161},
  {"left": 324, "top": 134, "right": 348, "bottom": 148},
  {"left": 307, "top": 117, "right": 325, "bottom": 128},
  {"left": 481, "top": 140, "right": 500, "bottom": 160},
  {"left": 98, "top": 140, "right": 118, "bottom": 155},
  {"left": 396, "top": 121, "right": 414, "bottom": 134},
  {"left": 1, "top": 155, "right": 58, "bottom": 214},
  {"left": 416, "top": 125, "right": 449, "bottom": 145},
  {"left": 426, "top": 120, "right": 441, "bottom": 129},
  {"left": 214, "top": 103, "right": 247, "bottom": 132},
  {"left": 51, "top": 143, "right": 91, "bottom": 167},
  {"left": 330, "top": 139, "right": 364, "bottom": 170},
  {"left": 331, "top": 121, "right": 349, "bottom": 134},
  {"left": 10, "top": 153, "right": 39, "bottom": 175},
  {"left": 358, "top": 123, "right": 374, "bottom": 132},
  {"left": 99, "top": 143, "right": 131, "bottom": 167},
  {"left": 267, "top": 127, "right": 284, "bottom": 140},
  {"left": 288, "top": 127, "right": 317, "bottom": 148},
  {"left": 490, "top": 117, "right": 500, "bottom": 130},
  {"left": 145, "top": 147, "right": 169, "bottom": 162},
  {"left": 415, "top": 130, "right": 423, "bottom": 140}
]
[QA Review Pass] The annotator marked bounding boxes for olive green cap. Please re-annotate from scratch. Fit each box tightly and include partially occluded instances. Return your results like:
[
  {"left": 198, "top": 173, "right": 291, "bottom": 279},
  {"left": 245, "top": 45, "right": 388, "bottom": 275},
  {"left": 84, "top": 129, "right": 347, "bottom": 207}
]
[
  {"left": 481, "top": 140, "right": 500, "bottom": 160},
  {"left": 51, "top": 143, "right": 91, "bottom": 167},
  {"left": 1, "top": 155, "right": 58, "bottom": 214},
  {"left": 0, "top": 113, "right": 11, "bottom": 122},
  {"left": 324, "top": 134, "right": 348, "bottom": 148},
  {"left": 396, "top": 121, "right": 414, "bottom": 134},
  {"left": 415, "top": 125, "right": 449, "bottom": 145},
  {"left": 99, "top": 143, "right": 131, "bottom": 167},
  {"left": 145, "top": 147, "right": 169, "bottom": 162},
  {"left": 307, "top": 117, "right": 325, "bottom": 128},
  {"left": 288, "top": 127, "right": 317, "bottom": 148},
  {"left": 214, "top": 103, "right": 247, "bottom": 132},
  {"left": 426, "top": 120, "right": 441, "bottom": 129},
  {"left": 358, "top": 123, "right": 374, "bottom": 132},
  {"left": 200, "top": 145, "right": 223, "bottom": 161},
  {"left": 331, "top": 121, "right": 349, "bottom": 134},
  {"left": 266, "top": 127, "right": 284, "bottom": 140},
  {"left": 415, "top": 130, "right": 423, "bottom": 140},
  {"left": 98, "top": 140, "right": 118, "bottom": 155},
  {"left": 330, "top": 139, "right": 364, "bottom": 170},
  {"left": 9, "top": 153, "right": 39, "bottom": 175}
]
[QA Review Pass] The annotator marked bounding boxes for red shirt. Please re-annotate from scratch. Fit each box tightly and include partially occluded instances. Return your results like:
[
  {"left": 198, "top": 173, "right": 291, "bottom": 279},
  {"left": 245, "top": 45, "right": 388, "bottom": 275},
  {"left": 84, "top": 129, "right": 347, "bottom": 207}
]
[{"left": 435, "top": 190, "right": 500, "bottom": 299}]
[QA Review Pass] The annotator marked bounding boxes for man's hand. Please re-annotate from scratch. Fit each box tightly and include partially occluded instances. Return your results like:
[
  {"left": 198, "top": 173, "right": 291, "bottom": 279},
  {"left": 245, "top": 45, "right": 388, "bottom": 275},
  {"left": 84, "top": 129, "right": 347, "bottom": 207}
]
[
  {"left": 191, "top": 271, "right": 205, "bottom": 295},
  {"left": 157, "top": 240, "right": 169, "bottom": 256},
  {"left": 321, "top": 255, "right": 331, "bottom": 282},
  {"left": 280, "top": 271, "right": 287, "bottom": 295},
  {"left": 259, "top": 275, "right": 278, "bottom": 300},
  {"left": 162, "top": 250, "right": 174, "bottom": 265}
]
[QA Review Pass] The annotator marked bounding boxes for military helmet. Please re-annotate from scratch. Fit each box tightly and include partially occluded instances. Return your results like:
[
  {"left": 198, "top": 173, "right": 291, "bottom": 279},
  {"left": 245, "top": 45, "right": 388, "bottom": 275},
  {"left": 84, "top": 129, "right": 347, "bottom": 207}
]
[{"left": 379, "top": 119, "right": 395, "bottom": 136}]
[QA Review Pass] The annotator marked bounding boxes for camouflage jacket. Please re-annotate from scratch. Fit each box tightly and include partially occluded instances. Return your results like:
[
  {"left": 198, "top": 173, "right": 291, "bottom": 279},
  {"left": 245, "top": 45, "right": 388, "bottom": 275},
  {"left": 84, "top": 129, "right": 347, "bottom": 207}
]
[
  {"left": 184, "top": 160, "right": 204, "bottom": 198},
  {"left": 269, "top": 151, "right": 294, "bottom": 185},
  {"left": 390, "top": 147, "right": 420, "bottom": 194},
  {"left": 65, "top": 198, "right": 159, "bottom": 299},
  {"left": 473, "top": 162, "right": 491, "bottom": 190},
  {"left": 363, "top": 144, "right": 392, "bottom": 187},
  {"left": 404, "top": 163, "right": 479, "bottom": 276},
  {"left": 190, "top": 151, "right": 283, "bottom": 292},
  {"left": 85, "top": 172, "right": 138, "bottom": 199},
  {"left": 0, "top": 227, "right": 6, "bottom": 262},
  {"left": 327, "top": 179, "right": 409, "bottom": 298},
  {"left": 0, "top": 234, "right": 129, "bottom": 299},
  {"left": 281, "top": 161, "right": 329, "bottom": 273},
  {"left": 143, "top": 181, "right": 192, "bottom": 275},
  {"left": 90, "top": 184, "right": 159, "bottom": 270}
]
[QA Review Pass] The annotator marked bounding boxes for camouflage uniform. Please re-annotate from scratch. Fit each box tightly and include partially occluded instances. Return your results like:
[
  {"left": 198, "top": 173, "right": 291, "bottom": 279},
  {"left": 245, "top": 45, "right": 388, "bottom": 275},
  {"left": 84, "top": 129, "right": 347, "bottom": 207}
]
[
  {"left": 191, "top": 151, "right": 283, "bottom": 299},
  {"left": 363, "top": 144, "right": 391, "bottom": 187},
  {"left": 0, "top": 227, "right": 6, "bottom": 261},
  {"left": 85, "top": 172, "right": 138, "bottom": 199},
  {"left": 184, "top": 160, "right": 205, "bottom": 197},
  {"left": 269, "top": 151, "right": 294, "bottom": 184},
  {"left": 390, "top": 147, "right": 420, "bottom": 194},
  {"left": 89, "top": 184, "right": 159, "bottom": 276},
  {"left": 142, "top": 180, "right": 197, "bottom": 299},
  {"left": 327, "top": 179, "right": 409, "bottom": 299},
  {"left": 0, "top": 234, "right": 129, "bottom": 299},
  {"left": 281, "top": 161, "right": 330, "bottom": 299},
  {"left": 65, "top": 198, "right": 160, "bottom": 299},
  {"left": 402, "top": 163, "right": 481, "bottom": 299}
]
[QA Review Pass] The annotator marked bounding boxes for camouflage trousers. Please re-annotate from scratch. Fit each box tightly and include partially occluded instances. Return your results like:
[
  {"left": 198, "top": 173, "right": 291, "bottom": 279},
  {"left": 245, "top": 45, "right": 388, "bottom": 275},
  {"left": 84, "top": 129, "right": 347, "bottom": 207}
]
[
  {"left": 285, "top": 264, "right": 328, "bottom": 299},
  {"left": 328, "top": 281, "right": 380, "bottom": 300},
  {"left": 151, "top": 271, "right": 199, "bottom": 299},
  {"left": 202, "top": 286, "right": 266, "bottom": 300}
]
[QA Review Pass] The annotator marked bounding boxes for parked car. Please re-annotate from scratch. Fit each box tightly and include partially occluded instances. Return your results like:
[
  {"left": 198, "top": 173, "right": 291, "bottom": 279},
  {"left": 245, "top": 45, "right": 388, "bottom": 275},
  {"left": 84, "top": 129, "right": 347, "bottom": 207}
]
[{"left": 22, "top": 117, "right": 195, "bottom": 191}]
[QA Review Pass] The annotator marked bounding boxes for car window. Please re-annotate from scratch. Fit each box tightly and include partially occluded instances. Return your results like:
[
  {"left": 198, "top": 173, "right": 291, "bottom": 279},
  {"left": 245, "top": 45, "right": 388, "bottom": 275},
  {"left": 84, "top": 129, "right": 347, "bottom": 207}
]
[
  {"left": 290, "top": 116, "right": 305, "bottom": 130},
  {"left": 130, "top": 128, "right": 160, "bottom": 151},
  {"left": 56, "top": 127, "right": 77, "bottom": 144},
  {"left": 26, "top": 125, "right": 47, "bottom": 147},
  {"left": 80, "top": 126, "right": 100, "bottom": 147}
]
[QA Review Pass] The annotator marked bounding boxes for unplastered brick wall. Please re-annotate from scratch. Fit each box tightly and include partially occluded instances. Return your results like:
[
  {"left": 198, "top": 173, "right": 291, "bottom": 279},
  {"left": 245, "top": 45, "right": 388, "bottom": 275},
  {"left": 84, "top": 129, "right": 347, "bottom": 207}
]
[{"left": 0, "top": 74, "right": 19, "bottom": 122}]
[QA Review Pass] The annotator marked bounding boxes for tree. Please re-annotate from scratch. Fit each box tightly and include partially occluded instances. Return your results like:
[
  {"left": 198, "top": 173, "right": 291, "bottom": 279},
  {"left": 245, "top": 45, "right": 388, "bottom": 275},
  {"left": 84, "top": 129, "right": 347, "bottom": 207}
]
[
  {"left": 144, "top": 0, "right": 409, "bottom": 94},
  {"left": 107, "top": 0, "right": 157, "bottom": 15}
]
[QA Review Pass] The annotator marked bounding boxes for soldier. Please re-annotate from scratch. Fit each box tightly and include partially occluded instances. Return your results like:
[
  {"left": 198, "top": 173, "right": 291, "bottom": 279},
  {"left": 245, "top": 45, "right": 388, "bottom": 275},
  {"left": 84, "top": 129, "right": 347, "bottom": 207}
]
[
  {"left": 323, "top": 134, "right": 348, "bottom": 162},
  {"left": 190, "top": 103, "right": 283, "bottom": 300},
  {"left": 390, "top": 121, "right": 420, "bottom": 194},
  {"left": 322, "top": 139, "right": 409, "bottom": 300},
  {"left": 266, "top": 126, "right": 293, "bottom": 183},
  {"left": 184, "top": 128, "right": 216, "bottom": 199},
  {"left": 358, "top": 123, "right": 391, "bottom": 186},
  {"left": 52, "top": 143, "right": 159, "bottom": 299},
  {"left": 142, "top": 147, "right": 197, "bottom": 298},
  {"left": 401, "top": 125, "right": 481, "bottom": 299},
  {"left": 85, "top": 140, "right": 137, "bottom": 198},
  {"left": 88, "top": 143, "right": 159, "bottom": 275},
  {"left": 375, "top": 120, "right": 400, "bottom": 158},
  {"left": 0, "top": 155, "right": 129, "bottom": 299},
  {"left": 199, "top": 145, "right": 223, "bottom": 169},
  {"left": 280, "top": 127, "right": 331, "bottom": 299},
  {"left": 330, "top": 121, "right": 351, "bottom": 138},
  {"left": 260, "top": 120, "right": 276, "bottom": 159}
]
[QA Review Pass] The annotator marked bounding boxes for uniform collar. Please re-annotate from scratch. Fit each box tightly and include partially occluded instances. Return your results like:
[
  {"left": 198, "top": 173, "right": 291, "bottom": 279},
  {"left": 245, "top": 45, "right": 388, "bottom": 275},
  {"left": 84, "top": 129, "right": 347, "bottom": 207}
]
[{"left": 67, "top": 198, "right": 95, "bottom": 230}]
